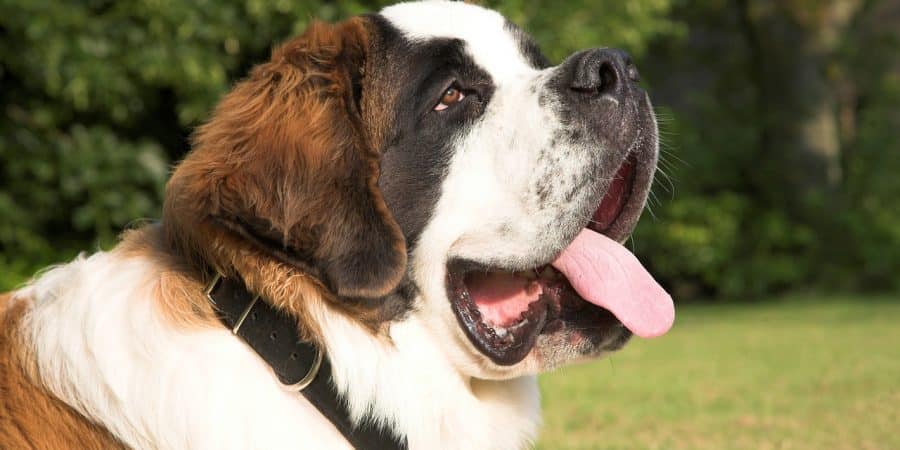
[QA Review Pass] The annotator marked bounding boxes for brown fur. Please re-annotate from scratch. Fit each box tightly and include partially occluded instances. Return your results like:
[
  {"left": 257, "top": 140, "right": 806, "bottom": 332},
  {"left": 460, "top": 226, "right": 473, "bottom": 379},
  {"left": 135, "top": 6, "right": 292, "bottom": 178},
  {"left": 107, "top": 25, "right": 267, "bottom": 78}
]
[
  {"left": 0, "top": 297, "right": 127, "bottom": 450},
  {"left": 117, "top": 224, "right": 220, "bottom": 329},
  {"left": 163, "top": 17, "right": 409, "bottom": 340},
  {"left": 0, "top": 16, "right": 408, "bottom": 447},
  {"left": 0, "top": 291, "right": 9, "bottom": 315}
]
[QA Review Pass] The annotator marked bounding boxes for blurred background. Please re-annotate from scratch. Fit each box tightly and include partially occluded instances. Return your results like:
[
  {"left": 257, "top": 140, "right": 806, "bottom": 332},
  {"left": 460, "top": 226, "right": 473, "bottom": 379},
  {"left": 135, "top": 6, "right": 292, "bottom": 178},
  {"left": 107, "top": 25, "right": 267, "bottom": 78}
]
[{"left": 1, "top": 0, "right": 897, "bottom": 448}]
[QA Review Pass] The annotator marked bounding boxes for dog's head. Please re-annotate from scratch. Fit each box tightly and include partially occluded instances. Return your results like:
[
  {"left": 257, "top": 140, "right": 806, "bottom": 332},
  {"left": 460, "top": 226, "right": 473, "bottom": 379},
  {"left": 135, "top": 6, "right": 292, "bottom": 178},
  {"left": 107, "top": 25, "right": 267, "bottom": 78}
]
[{"left": 164, "top": 1, "right": 673, "bottom": 377}]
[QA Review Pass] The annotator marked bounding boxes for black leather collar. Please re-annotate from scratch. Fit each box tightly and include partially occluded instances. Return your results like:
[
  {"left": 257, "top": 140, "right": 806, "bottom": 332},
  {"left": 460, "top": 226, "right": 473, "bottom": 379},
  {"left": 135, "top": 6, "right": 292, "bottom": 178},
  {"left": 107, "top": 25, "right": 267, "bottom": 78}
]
[{"left": 205, "top": 274, "right": 408, "bottom": 450}]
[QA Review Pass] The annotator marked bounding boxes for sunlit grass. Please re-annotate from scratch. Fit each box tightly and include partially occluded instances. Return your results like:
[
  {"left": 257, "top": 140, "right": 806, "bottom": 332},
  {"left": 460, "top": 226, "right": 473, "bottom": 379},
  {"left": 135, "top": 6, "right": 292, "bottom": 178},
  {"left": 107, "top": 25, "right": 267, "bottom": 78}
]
[{"left": 537, "top": 295, "right": 900, "bottom": 450}]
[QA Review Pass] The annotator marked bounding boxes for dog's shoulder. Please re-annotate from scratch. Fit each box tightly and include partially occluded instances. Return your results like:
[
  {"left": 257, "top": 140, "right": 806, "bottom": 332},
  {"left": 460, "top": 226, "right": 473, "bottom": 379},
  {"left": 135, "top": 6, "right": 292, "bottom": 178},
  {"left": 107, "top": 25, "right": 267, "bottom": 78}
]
[
  {"left": 0, "top": 225, "right": 200, "bottom": 449},
  {"left": 0, "top": 292, "right": 127, "bottom": 449},
  {"left": 4, "top": 225, "right": 353, "bottom": 449}
]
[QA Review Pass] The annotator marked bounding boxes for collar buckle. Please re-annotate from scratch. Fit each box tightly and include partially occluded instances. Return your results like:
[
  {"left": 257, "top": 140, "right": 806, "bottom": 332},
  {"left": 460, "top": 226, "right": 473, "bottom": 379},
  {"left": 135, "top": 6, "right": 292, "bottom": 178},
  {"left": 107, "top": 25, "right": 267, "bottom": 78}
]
[{"left": 205, "top": 273, "right": 323, "bottom": 391}]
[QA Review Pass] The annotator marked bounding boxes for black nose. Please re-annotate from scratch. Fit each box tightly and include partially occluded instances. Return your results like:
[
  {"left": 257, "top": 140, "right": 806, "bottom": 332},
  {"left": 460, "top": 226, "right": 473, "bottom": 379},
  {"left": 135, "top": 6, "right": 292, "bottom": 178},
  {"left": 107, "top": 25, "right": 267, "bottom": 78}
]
[{"left": 570, "top": 48, "right": 639, "bottom": 97}]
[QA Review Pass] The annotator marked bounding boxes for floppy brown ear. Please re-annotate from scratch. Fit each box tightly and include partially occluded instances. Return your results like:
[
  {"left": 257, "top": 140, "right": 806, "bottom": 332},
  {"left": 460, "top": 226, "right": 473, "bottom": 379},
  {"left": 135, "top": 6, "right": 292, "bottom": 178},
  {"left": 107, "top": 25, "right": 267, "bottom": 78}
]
[{"left": 164, "top": 18, "right": 406, "bottom": 300}]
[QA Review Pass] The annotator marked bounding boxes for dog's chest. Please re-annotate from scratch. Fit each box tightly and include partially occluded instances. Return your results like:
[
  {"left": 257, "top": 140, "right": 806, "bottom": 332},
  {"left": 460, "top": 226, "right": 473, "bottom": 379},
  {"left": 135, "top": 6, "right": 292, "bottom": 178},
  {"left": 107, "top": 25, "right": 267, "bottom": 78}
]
[
  {"left": 19, "top": 251, "right": 541, "bottom": 449},
  {"left": 17, "top": 252, "right": 352, "bottom": 449}
]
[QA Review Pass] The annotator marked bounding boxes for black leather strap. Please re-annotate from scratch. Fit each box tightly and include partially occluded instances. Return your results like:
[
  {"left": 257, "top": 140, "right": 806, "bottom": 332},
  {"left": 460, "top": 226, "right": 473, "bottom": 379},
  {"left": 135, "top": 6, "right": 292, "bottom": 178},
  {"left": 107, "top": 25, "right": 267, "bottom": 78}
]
[{"left": 207, "top": 275, "right": 407, "bottom": 450}]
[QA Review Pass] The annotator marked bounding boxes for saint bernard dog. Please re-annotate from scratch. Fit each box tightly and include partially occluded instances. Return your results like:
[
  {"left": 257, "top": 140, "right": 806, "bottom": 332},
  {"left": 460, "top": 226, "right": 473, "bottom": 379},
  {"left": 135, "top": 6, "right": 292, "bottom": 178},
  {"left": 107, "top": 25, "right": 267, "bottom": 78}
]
[{"left": 0, "top": 1, "right": 674, "bottom": 449}]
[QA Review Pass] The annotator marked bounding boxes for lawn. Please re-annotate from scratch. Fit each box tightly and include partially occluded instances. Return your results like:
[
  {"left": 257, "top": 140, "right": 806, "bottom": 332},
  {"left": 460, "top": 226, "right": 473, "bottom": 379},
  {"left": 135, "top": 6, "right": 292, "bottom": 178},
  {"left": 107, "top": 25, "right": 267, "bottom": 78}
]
[{"left": 536, "top": 295, "right": 900, "bottom": 450}]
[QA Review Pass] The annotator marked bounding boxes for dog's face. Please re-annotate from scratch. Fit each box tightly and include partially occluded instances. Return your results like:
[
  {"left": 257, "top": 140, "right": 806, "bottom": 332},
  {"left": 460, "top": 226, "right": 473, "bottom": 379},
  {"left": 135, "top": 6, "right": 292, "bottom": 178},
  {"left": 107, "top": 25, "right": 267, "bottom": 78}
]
[
  {"left": 370, "top": 2, "right": 672, "bottom": 378},
  {"left": 165, "top": 1, "right": 672, "bottom": 379}
]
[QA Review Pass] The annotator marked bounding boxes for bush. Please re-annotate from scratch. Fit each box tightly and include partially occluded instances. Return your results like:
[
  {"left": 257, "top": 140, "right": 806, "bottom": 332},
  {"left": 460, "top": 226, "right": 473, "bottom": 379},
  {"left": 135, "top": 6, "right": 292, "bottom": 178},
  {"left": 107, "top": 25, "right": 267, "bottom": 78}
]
[{"left": 1, "top": 0, "right": 897, "bottom": 298}]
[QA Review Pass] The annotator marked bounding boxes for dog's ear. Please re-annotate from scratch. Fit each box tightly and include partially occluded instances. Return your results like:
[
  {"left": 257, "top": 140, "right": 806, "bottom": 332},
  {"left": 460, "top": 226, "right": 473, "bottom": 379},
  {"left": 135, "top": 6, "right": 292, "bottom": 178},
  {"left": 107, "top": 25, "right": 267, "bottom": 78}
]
[{"left": 164, "top": 18, "right": 406, "bottom": 300}]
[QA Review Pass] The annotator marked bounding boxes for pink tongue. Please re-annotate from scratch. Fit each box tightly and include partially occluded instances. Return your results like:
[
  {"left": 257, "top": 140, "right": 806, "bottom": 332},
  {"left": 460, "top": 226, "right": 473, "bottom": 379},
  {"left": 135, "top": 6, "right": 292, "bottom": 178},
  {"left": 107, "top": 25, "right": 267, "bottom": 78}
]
[{"left": 552, "top": 229, "right": 674, "bottom": 338}]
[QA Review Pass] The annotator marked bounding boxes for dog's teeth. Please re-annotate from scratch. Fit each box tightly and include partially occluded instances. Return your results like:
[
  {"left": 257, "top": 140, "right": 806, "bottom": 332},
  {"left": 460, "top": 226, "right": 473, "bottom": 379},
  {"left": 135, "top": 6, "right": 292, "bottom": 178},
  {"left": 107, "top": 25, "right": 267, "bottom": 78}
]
[
  {"left": 489, "top": 317, "right": 531, "bottom": 339},
  {"left": 509, "top": 319, "right": 529, "bottom": 332}
]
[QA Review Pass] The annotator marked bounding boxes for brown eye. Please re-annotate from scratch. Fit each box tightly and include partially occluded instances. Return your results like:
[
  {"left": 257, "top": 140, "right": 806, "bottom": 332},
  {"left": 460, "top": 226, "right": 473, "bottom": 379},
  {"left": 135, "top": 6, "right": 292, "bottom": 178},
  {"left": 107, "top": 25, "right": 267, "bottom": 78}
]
[{"left": 434, "top": 86, "right": 466, "bottom": 111}]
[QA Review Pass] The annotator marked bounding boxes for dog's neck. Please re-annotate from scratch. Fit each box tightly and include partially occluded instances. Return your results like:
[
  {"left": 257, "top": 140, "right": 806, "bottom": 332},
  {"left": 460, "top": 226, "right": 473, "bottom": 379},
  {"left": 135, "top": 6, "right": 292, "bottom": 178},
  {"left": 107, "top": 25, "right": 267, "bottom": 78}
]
[
  {"left": 161, "top": 222, "right": 544, "bottom": 448},
  {"left": 178, "top": 226, "right": 545, "bottom": 447},
  {"left": 19, "top": 233, "right": 541, "bottom": 449},
  {"left": 319, "top": 306, "right": 542, "bottom": 449}
]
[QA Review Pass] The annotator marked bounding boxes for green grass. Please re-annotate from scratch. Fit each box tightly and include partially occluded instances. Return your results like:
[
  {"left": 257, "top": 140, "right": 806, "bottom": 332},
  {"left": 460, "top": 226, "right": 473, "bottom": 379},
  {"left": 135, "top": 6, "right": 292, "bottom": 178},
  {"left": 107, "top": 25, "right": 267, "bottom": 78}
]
[{"left": 536, "top": 295, "right": 900, "bottom": 450}]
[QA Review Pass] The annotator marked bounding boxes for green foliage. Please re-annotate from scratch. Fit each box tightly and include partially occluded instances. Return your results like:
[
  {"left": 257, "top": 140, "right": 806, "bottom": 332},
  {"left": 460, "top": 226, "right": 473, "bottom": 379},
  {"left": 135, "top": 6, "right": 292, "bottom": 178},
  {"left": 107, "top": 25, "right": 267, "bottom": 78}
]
[
  {"left": 488, "top": 0, "right": 685, "bottom": 62},
  {"left": 1, "top": 0, "right": 897, "bottom": 297},
  {"left": 630, "top": 0, "right": 900, "bottom": 298},
  {"left": 839, "top": 72, "right": 900, "bottom": 289}
]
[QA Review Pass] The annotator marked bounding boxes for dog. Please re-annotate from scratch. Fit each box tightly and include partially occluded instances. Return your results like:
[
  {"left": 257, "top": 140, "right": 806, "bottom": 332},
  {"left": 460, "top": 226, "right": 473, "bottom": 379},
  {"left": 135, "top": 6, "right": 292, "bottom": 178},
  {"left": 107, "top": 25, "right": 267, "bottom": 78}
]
[{"left": 0, "top": 1, "right": 674, "bottom": 448}]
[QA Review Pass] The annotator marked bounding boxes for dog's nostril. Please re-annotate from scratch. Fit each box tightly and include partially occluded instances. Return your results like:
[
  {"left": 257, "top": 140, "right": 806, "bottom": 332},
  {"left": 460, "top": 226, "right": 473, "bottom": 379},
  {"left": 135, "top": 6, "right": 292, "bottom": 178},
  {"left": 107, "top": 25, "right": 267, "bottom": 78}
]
[
  {"left": 597, "top": 61, "right": 618, "bottom": 95},
  {"left": 570, "top": 48, "right": 635, "bottom": 97}
]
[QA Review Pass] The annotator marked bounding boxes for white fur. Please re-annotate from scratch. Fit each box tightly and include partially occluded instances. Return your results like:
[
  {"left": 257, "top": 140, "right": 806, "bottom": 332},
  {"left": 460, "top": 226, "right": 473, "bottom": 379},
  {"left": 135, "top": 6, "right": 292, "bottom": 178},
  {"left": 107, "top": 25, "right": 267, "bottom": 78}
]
[
  {"left": 17, "top": 248, "right": 540, "bottom": 449},
  {"left": 19, "top": 252, "right": 349, "bottom": 450},
  {"left": 382, "top": 1, "right": 533, "bottom": 81}
]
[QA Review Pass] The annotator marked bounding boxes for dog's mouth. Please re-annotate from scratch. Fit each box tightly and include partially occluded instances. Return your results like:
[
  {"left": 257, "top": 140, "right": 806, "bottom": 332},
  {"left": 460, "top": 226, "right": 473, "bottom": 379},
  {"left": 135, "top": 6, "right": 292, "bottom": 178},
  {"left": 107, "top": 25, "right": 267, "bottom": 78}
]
[{"left": 447, "top": 155, "right": 674, "bottom": 366}]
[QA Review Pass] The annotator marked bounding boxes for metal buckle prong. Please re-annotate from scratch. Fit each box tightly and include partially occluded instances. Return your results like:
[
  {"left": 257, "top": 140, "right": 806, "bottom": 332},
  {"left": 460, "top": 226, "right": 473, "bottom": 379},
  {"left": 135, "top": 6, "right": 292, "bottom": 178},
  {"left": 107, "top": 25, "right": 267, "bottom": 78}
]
[{"left": 230, "top": 295, "right": 260, "bottom": 335}]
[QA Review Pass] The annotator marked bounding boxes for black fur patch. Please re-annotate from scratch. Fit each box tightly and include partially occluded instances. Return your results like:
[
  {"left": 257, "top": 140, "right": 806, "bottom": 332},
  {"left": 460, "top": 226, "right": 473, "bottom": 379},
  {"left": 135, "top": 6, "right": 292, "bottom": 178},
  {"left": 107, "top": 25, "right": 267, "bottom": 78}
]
[{"left": 368, "top": 15, "right": 495, "bottom": 248}]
